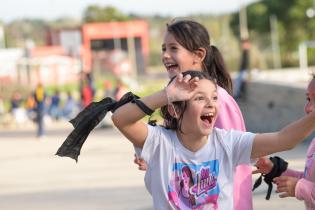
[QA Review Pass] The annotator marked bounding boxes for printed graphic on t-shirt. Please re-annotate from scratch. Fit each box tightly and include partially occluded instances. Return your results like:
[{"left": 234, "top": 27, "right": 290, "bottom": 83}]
[{"left": 168, "top": 160, "right": 220, "bottom": 210}]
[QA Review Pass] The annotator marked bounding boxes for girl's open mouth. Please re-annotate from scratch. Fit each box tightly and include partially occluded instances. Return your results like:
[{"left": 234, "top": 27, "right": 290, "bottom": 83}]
[
  {"left": 200, "top": 113, "right": 214, "bottom": 126},
  {"left": 165, "top": 63, "right": 179, "bottom": 72}
]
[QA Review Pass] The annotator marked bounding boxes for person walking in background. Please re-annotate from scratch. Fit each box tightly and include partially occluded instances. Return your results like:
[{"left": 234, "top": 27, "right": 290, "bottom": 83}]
[
  {"left": 103, "top": 79, "right": 113, "bottom": 98},
  {"left": 114, "top": 79, "right": 128, "bottom": 100},
  {"left": 10, "top": 90, "right": 26, "bottom": 126},
  {"left": 10, "top": 91, "right": 23, "bottom": 113},
  {"left": 233, "top": 39, "right": 250, "bottom": 100},
  {"left": 253, "top": 75, "right": 315, "bottom": 209},
  {"left": 80, "top": 77, "right": 93, "bottom": 108},
  {"left": 48, "top": 90, "right": 61, "bottom": 120},
  {"left": 86, "top": 72, "right": 96, "bottom": 98},
  {"left": 62, "top": 91, "right": 78, "bottom": 120},
  {"left": 25, "top": 92, "right": 36, "bottom": 122},
  {"left": 34, "top": 83, "right": 46, "bottom": 138},
  {"left": 133, "top": 19, "right": 251, "bottom": 210}
]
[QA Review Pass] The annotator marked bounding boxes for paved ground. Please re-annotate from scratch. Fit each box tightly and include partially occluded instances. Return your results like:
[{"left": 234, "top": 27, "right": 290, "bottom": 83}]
[{"left": 0, "top": 120, "right": 308, "bottom": 210}]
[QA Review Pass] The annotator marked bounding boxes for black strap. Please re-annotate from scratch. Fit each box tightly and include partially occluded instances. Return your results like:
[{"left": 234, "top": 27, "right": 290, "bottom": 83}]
[
  {"left": 252, "top": 156, "right": 288, "bottom": 200},
  {"left": 56, "top": 92, "right": 149, "bottom": 162},
  {"left": 131, "top": 98, "right": 154, "bottom": 116}
]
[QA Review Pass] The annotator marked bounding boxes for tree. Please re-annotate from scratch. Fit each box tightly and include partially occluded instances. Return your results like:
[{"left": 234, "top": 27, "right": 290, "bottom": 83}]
[
  {"left": 5, "top": 19, "right": 48, "bottom": 47},
  {"left": 230, "top": 0, "right": 315, "bottom": 67},
  {"left": 83, "top": 5, "right": 130, "bottom": 23}
]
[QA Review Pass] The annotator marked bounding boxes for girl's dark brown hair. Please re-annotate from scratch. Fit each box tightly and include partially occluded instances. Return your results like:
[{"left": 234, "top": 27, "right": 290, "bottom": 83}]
[
  {"left": 166, "top": 19, "right": 233, "bottom": 94},
  {"left": 160, "top": 70, "right": 216, "bottom": 132}
]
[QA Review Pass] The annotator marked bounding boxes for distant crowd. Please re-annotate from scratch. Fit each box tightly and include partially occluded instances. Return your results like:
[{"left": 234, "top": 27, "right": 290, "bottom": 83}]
[{"left": 0, "top": 75, "right": 129, "bottom": 132}]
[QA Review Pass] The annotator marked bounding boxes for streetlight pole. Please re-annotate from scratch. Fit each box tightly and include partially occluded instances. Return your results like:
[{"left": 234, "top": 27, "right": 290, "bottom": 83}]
[
  {"left": 270, "top": 15, "right": 282, "bottom": 69},
  {"left": 0, "top": 24, "right": 5, "bottom": 48},
  {"left": 239, "top": 2, "right": 249, "bottom": 40}
]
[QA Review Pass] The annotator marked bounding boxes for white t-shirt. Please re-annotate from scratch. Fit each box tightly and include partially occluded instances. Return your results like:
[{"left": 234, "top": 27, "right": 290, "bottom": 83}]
[{"left": 140, "top": 125, "right": 255, "bottom": 210}]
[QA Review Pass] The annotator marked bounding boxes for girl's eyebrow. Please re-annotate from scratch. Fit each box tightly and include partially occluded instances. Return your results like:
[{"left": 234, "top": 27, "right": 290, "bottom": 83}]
[
  {"left": 164, "top": 42, "right": 178, "bottom": 47},
  {"left": 194, "top": 89, "right": 217, "bottom": 95}
]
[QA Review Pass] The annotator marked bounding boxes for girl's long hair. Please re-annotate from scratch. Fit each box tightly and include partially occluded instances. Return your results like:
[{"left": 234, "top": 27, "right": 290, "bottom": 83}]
[{"left": 166, "top": 19, "right": 233, "bottom": 94}]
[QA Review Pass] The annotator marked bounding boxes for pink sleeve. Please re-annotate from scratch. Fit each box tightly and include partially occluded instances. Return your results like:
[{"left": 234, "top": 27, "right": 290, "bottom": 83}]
[
  {"left": 214, "top": 86, "right": 246, "bottom": 131},
  {"left": 214, "top": 87, "right": 252, "bottom": 210},
  {"left": 282, "top": 168, "right": 304, "bottom": 179},
  {"left": 295, "top": 178, "right": 315, "bottom": 207}
]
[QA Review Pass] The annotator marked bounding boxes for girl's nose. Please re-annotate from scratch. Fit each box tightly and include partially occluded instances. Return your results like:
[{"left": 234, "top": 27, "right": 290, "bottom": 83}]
[
  {"left": 162, "top": 51, "right": 170, "bottom": 59},
  {"left": 205, "top": 99, "right": 214, "bottom": 108},
  {"left": 305, "top": 102, "right": 314, "bottom": 114}
]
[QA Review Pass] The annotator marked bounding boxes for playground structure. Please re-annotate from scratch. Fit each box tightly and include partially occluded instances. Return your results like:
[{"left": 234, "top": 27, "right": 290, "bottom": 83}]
[
  {"left": 0, "top": 20, "right": 150, "bottom": 89},
  {"left": 81, "top": 20, "right": 149, "bottom": 76}
]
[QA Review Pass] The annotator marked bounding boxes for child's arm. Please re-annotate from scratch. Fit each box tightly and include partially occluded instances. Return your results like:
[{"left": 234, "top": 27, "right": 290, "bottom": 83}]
[
  {"left": 112, "top": 90, "right": 167, "bottom": 148},
  {"left": 251, "top": 111, "right": 315, "bottom": 159},
  {"left": 253, "top": 157, "right": 303, "bottom": 178},
  {"left": 282, "top": 168, "right": 304, "bottom": 178},
  {"left": 274, "top": 176, "right": 315, "bottom": 206},
  {"left": 295, "top": 178, "right": 315, "bottom": 206},
  {"left": 252, "top": 157, "right": 273, "bottom": 174},
  {"left": 112, "top": 73, "right": 199, "bottom": 148}
]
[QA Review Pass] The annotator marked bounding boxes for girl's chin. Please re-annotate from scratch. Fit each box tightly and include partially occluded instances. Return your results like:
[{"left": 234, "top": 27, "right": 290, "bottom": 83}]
[
  {"left": 201, "top": 120, "right": 214, "bottom": 129},
  {"left": 167, "top": 69, "right": 180, "bottom": 77},
  {"left": 202, "top": 127, "right": 213, "bottom": 134}
]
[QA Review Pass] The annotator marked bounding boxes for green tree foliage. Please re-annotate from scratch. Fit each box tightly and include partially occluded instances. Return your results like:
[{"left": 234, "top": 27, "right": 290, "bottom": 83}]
[
  {"left": 83, "top": 5, "right": 130, "bottom": 23},
  {"left": 230, "top": 0, "right": 315, "bottom": 67},
  {"left": 50, "top": 17, "right": 81, "bottom": 29},
  {"left": 5, "top": 19, "right": 48, "bottom": 47}
]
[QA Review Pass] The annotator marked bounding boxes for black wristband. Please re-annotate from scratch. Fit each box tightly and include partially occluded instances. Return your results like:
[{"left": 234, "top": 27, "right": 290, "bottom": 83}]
[
  {"left": 131, "top": 99, "right": 154, "bottom": 116},
  {"left": 264, "top": 156, "right": 288, "bottom": 182},
  {"left": 252, "top": 156, "right": 288, "bottom": 200}
]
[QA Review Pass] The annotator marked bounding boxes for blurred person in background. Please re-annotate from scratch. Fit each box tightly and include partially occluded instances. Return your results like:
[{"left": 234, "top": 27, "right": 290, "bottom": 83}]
[
  {"left": 62, "top": 91, "right": 78, "bottom": 120},
  {"left": 103, "top": 79, "right": 113, "bottom": 98},
  {"left": 80, "top": 74, "right": 93, "bottom": 108},
  {"left": 48, "top": 90, "right": 61, "bottom": 120},
  {"left": 114, "top": 79, "right": 128, "bottom": 100},
  {"left": 233, "top": 39, "right": 250, "bottom": 100},
  {"left": 86, "top": 72, "right": 96, "bottom": 98},
  {"left": 34, "top": 83, "right": 47, "bottom": 138},
  {"left": 25, "top": 92, "right": 36, "bottom": 122},
  {"left": 10, "top": 90, "right": 27, "bottom": 126}
]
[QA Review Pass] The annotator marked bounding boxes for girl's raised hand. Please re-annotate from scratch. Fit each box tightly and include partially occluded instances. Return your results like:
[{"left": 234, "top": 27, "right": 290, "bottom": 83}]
[
  {"left": 165, "top": 73, "right": 199, "bottom": 103},
  {"left": 252, "top": 157, "right": 273, "bottom": 174}
]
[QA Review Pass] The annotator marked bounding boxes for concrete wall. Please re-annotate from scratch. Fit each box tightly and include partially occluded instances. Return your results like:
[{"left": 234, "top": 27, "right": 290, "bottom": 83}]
[{"left": 237, "top": 81, "right": 306, "bottom": 134}]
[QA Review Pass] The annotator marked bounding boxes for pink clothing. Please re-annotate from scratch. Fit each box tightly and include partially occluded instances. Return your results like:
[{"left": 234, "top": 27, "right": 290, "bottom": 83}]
[
  {"left": 215, "top": 86, "right": 252, "bottom": 210},
  {"left": 282, "top": 138, "right": 315, "bottom": 210},
  {"left": 82, "top": 85, "right": 93, "bottom": 108}
]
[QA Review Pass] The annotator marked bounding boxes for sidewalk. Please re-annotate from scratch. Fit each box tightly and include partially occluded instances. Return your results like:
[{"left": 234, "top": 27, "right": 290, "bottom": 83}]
[
  {"left": 0, "top": 122, "right": 307, "bottom": 210},
  {"left": 0, "top": 121, "right": 151, "bottom": 210}
]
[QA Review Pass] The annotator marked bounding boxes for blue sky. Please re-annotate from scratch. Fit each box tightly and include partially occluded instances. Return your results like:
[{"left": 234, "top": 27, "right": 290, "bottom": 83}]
[{"left": 0, "top": 0, "right": 257, "bottom": 22}]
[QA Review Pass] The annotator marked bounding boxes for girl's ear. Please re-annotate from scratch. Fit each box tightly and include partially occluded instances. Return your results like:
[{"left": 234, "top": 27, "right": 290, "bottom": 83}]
[
  {"left": 167, "top": 104, "right": 179, "bottom": 119},
  {"left": 194, "top": 47, "right": 206, "bottom": 63}
]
